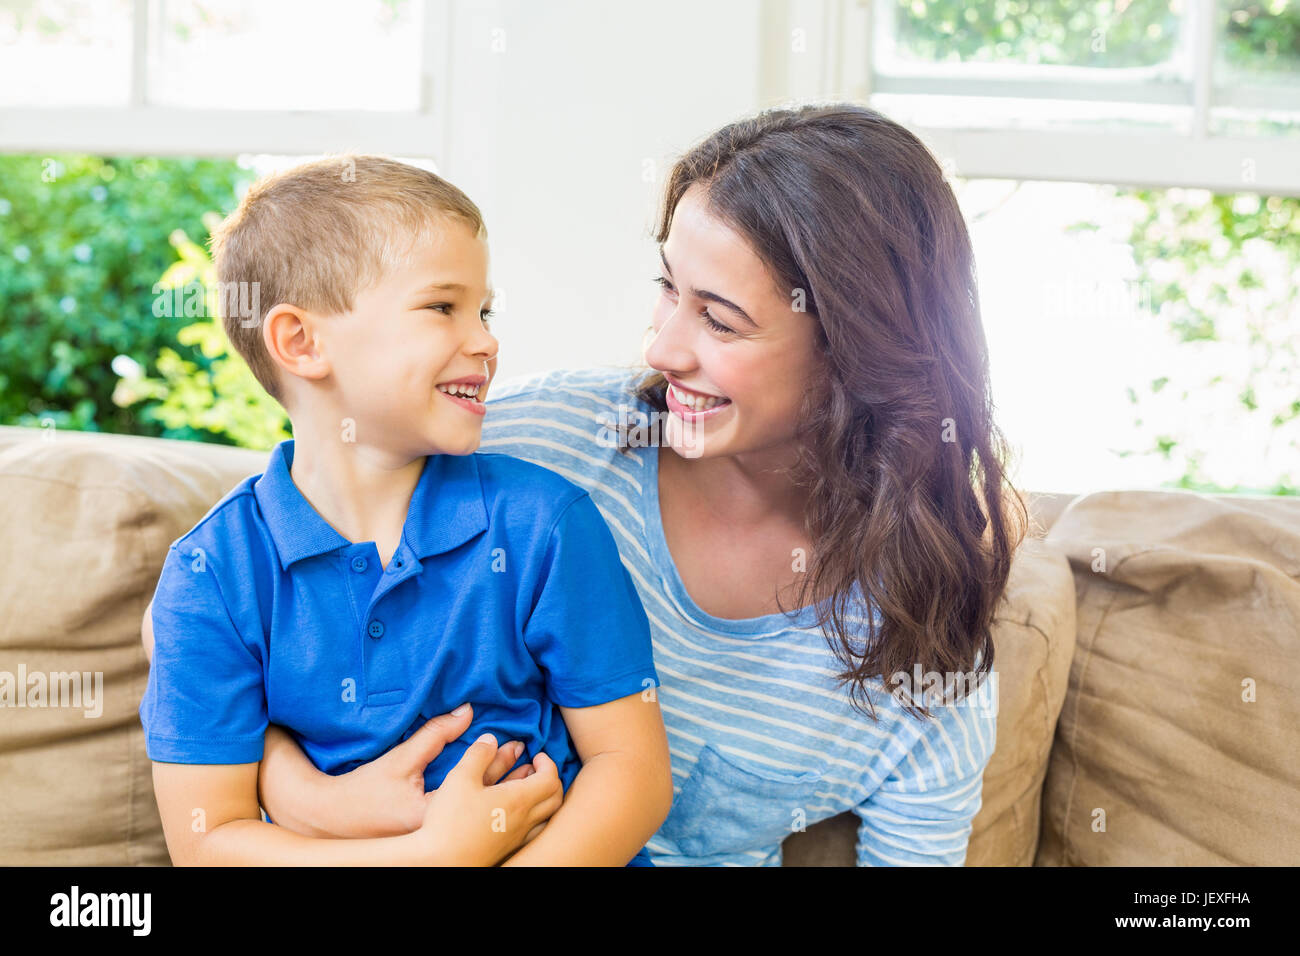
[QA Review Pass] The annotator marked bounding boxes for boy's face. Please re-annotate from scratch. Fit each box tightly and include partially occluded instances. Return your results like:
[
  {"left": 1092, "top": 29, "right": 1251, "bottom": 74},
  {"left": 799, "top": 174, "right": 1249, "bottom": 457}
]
[{"left": 317, "top": 219, "right": 499, "bottom": 457}]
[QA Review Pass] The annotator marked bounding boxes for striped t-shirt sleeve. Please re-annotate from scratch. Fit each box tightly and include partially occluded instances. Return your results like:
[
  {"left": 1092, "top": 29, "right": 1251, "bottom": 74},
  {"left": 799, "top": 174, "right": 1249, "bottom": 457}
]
[{"left": 852, "top": 698, "right": 996, "bottom": 866}]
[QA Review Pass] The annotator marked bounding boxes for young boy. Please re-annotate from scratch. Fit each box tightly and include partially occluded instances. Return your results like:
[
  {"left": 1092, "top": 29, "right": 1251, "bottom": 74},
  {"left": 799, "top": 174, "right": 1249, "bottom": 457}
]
[{"left": 139, "top": 155, "right": 672, "bottom": 866}]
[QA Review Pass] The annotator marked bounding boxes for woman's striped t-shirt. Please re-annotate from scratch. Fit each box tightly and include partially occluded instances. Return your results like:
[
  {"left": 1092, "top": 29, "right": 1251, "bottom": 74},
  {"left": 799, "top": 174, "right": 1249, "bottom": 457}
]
[{"left": 481, "top": 365, "right": 997, "bottom": 867}]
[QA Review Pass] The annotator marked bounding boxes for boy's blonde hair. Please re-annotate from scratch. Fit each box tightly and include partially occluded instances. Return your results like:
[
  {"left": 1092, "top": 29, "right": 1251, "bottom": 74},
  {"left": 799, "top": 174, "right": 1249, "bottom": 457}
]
[{"left": 209, "top": 153, "right": 485, "bottom": 401}]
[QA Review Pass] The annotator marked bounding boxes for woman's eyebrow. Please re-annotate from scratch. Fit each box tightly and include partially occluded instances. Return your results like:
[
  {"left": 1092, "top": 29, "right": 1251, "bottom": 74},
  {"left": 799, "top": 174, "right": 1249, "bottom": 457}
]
[{"left": 659, "top": 248, "right": 759, "bottom": 329}]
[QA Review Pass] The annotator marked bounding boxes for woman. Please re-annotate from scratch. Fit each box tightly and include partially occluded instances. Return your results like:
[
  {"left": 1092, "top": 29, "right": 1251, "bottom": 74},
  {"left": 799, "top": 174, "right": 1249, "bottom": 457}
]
[{"left": 258, "top": 103, "right": 1027, "bottom": 865}]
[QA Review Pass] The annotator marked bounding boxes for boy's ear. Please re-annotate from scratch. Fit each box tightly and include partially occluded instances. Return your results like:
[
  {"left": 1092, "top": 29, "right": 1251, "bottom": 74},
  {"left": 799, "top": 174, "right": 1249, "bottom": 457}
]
[{"left": 262, "top": 302, "right": 330, "bottom": 384}]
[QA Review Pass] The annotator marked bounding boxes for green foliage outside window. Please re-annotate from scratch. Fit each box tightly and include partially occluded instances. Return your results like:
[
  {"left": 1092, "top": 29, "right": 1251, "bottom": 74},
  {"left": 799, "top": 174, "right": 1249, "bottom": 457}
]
[
  {"left": 111, "top": 221, "right": 291, "bottom": 449},
  {"left": 890, "top": 0, "right": 1299, "bottom": 71},
  {"left": 0, "top": 154, "right": 251, "bottom": 436},
  {"left": 1113, "top": 188, "right": 1299, "bottom": 495}
]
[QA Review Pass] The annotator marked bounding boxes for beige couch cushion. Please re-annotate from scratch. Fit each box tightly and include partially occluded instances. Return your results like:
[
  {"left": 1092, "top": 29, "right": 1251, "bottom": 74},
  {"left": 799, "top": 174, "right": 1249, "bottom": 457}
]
[
  {"left": 1037, "top": 490, "right": 1300, "bottom": 865},
  {"left": 966, "top": 536, "right": 1077, "bottom": 865},
  {"left": 0, "top": 426, "right": 266, "bottom": 865},
  {"left": 784, "top": 534, "right": 1078, "bottom": 865}
]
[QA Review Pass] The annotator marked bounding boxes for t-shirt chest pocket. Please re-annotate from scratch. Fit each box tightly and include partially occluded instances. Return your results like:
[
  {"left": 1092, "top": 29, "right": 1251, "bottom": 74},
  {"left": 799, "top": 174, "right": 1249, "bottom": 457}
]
[{"left": 657, "top": 744, "right": 828, "bottom": 858}]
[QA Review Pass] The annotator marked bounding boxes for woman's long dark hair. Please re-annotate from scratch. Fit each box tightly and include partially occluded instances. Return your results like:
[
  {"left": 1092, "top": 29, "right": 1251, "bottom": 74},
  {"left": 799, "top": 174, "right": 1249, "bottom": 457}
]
[{"left": 633, "top": 103, "right": 1028, "bottom": 722}]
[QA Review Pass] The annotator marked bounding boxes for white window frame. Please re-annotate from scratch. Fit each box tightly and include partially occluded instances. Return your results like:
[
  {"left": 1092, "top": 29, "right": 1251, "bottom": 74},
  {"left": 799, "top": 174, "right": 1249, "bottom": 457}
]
[
  {"left": 0, "top": 0, "right": 451, "bottom": 159},
  {"left": 760, "top": 0, "right": 1300, "bottom": 197}
]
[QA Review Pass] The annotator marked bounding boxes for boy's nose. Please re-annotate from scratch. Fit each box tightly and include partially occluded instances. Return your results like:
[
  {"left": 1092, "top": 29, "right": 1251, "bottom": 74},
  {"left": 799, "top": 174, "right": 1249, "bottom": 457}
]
[{"left": 469, "top": 325, "right": 499, "bottom": 360}]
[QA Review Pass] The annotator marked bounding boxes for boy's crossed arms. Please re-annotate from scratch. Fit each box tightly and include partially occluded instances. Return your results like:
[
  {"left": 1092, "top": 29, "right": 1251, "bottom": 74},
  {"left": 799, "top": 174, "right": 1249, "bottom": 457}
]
[{"left": 143, "top": 607, "right": 672, "bottom": 866}]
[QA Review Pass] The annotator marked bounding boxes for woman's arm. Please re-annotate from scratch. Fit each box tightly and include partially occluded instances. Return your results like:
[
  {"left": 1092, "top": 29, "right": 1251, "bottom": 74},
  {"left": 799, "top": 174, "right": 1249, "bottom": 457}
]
[{"left": 852, "top": 700, "right": 996, "bottom": 866}]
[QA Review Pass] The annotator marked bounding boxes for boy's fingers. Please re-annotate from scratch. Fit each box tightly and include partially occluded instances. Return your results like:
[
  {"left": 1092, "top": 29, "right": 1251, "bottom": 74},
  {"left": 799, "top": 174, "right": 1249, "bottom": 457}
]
[
  {"left": 500, "top": 763, "right": 534, "bottom": 782},
  {"left": 495, "top": 756, "right": 563, "bottom": 807},
  {"left": 396, "top": 706, "right": 474, "bottom": 771},
  {"left": 444, "top": 732, "right": 500, "bottom": 785},
  {"left": 483, "top": 740, "right": 524, "bottom": 785},
  {"left": 527, "top": 786, "right": 564, "bottom": 827},
  {"left": 530, "top": 750, "right": 559, "bottom": 779}
]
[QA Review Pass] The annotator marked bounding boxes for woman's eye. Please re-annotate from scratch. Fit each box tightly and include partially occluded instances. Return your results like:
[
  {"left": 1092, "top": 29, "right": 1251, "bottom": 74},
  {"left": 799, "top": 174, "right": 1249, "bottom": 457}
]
[
  {"left": 702, "top": 310, "right": 734, "bottom": 335},
  {"left": 653, "top": 275, "right": 677, "bottom": 296},
  {"left": 424, "top": 303, "right": 454, "bottom": 315},
  {"left": 481, "top": 308, "right": 495, "bottom": 325}
]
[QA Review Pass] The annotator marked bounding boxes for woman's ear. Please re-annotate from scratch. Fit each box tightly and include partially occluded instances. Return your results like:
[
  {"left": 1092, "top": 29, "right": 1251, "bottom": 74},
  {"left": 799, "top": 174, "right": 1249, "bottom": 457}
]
[{"left": 262, "top": 302, "right": 330, "bottom": 385}]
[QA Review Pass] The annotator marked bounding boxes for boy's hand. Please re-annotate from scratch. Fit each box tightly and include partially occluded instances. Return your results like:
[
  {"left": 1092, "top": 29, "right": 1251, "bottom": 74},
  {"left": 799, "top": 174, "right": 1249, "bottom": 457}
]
[
  {"left": 333, "top": 705, "right": 538, "bottom": 837},
  {"left": 415, "top": 733, "right": 564, "bottom": 865}
]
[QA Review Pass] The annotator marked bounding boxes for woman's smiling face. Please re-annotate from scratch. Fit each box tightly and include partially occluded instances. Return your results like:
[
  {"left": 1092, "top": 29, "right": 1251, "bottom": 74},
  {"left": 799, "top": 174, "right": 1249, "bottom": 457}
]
[{"left": 644, "top": 183, "right": 824, "bottom": 462}]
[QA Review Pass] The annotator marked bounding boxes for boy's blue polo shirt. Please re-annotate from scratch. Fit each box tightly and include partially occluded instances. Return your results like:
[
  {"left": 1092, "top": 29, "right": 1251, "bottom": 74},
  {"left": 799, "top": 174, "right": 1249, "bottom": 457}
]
[{"left": 140, "top": 440, "right": 660, "bottom": 864}]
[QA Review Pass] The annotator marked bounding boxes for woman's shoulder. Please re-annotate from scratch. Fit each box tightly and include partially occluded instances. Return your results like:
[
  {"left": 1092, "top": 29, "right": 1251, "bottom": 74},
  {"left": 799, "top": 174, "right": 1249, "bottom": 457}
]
[
  {"left": 487, "top": 364, "right": 650, "bottom": 409},
  {"left": 479, "top": 365, "right": 653, "bottom": 495}
]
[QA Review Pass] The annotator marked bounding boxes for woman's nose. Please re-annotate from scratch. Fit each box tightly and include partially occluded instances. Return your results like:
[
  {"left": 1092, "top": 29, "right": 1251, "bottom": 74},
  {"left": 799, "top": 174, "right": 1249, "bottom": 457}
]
[{"left": 643, "top": 307, "right": 694, "bottom": 374}]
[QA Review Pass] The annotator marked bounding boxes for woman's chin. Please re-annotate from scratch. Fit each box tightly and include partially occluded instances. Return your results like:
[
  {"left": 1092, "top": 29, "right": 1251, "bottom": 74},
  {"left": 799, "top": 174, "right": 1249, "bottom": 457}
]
[{"left": 662, "top": 414, "right": 709, "bottom": 459}]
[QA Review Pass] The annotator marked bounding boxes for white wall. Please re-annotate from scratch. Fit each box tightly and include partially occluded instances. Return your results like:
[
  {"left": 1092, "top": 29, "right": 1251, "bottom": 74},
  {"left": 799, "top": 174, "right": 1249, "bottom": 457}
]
[{"left": 436, "top": 0, "right": 764, "bottom": 383}]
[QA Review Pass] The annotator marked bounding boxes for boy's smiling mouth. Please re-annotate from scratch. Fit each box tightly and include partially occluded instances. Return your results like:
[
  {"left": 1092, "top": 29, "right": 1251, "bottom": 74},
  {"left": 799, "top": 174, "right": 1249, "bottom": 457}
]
[{"left": 435, "top": 374, "right": 487, "bottom": 415}]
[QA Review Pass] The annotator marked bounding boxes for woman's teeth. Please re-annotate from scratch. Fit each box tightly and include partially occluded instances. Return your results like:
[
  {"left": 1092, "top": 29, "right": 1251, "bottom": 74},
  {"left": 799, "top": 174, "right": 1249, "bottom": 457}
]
[
  {"left": 436, "top": 382, "right": 482, "bottom": 402},
  {"left": 669, "top": 383, "right": 729, "bottom": 411}
]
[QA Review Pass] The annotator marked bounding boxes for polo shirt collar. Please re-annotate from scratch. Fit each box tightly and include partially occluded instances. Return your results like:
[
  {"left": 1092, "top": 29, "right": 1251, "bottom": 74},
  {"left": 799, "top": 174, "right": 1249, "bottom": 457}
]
[{"left": 254, "top": 440, "right": 489, "bottom": 571}]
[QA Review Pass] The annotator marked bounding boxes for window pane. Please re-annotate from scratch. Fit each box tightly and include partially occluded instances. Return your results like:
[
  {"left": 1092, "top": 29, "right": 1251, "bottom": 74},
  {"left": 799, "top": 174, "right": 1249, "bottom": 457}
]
[
  {"left": 967, "top": 178, "right": 1299, "bottom": 494},
  {"left": 1214, "top": 2, "right": 1300, "bottom": 138},
  {"left": 870, "top": 92, "right": 1192, "bottom": 133},
  {"left": 1220, "top": 0, "right": 1300, "bottom": 78},
  {"left": 0, "top": 0, "right": 133, "bottom": 107},
  {"left": 1209, "top": 106, "right": 1300, "bottom": 135},
  {"left": 147, "top": 0, "right": 423, "bottom": 111},
  {"left": 878, "top": 0, "right": 1186, "bottom": 70}
]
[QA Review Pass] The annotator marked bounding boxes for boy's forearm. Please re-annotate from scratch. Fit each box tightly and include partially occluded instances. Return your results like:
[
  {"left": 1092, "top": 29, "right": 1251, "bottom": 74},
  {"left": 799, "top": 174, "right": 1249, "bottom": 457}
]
[
  {"left": 499, "top": 752, "right": 670, "bottom": 866},
  {"left": 258, "top": 724, "right": 349, "bottom": 838},
  {"left": 181, "top": 818, "right": 431, "bottom": 866}
]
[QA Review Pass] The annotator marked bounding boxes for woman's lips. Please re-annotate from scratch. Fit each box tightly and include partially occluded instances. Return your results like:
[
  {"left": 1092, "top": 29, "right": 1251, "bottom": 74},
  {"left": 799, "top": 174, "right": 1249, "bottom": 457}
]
[{"left": 665, "top": 382, "right": 732, "bottom": 421}]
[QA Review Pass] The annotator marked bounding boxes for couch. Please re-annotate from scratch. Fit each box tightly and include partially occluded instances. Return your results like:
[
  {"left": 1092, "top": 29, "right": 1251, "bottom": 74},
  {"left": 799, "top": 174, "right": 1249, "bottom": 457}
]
[{"left": 1, "top": 424, "right": 1296, "bottom": 865}]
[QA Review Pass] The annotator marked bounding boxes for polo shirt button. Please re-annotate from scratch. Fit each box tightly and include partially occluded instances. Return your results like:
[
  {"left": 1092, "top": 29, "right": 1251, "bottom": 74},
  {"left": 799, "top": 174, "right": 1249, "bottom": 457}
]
[
  {"left": 367, "top": 619, "right": 385, "bottom": 639},
  {"left": 351, "top": 556, "right": 368, "bottom": 573},
  {"left": 387, "top": 556, "right": 404, "bottom": 573}
]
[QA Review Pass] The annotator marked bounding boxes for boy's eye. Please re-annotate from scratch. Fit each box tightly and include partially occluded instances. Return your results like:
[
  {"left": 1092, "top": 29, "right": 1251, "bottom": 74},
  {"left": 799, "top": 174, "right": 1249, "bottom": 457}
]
[{"left": 424, "top": 303, "right": 454, "bottom": 315}]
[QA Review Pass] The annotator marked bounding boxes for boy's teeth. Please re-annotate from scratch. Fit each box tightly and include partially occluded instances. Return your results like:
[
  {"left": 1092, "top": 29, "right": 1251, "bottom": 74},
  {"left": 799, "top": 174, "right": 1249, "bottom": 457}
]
[
  {"left": 437, "top": 383, "right": 481, "bottom": 400},
  {"left": 670, "top": 383, "right": 728, "bottom": 411}
]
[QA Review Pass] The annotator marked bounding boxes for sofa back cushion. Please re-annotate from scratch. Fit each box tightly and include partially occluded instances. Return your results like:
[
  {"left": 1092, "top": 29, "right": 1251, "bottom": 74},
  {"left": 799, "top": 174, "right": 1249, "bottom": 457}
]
[
  {"left": 1038, "top": 490, "right": 1300, "bottom": 865},
  {"left": 964, "top": 536, "right": 1077, "bottom": 865},
  {"left": 0, "top": 426, "right": 266, "bottom": 865}
]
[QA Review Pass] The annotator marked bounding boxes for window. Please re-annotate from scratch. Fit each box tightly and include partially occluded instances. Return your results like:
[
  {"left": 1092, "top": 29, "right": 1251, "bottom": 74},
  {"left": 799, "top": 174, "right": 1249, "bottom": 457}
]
[
  {"left": 862, "top": 0, "right": 1300, "bottom": 194},
  {"left": 0, "top": 0, "right": 448, "bottom": 157}
]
